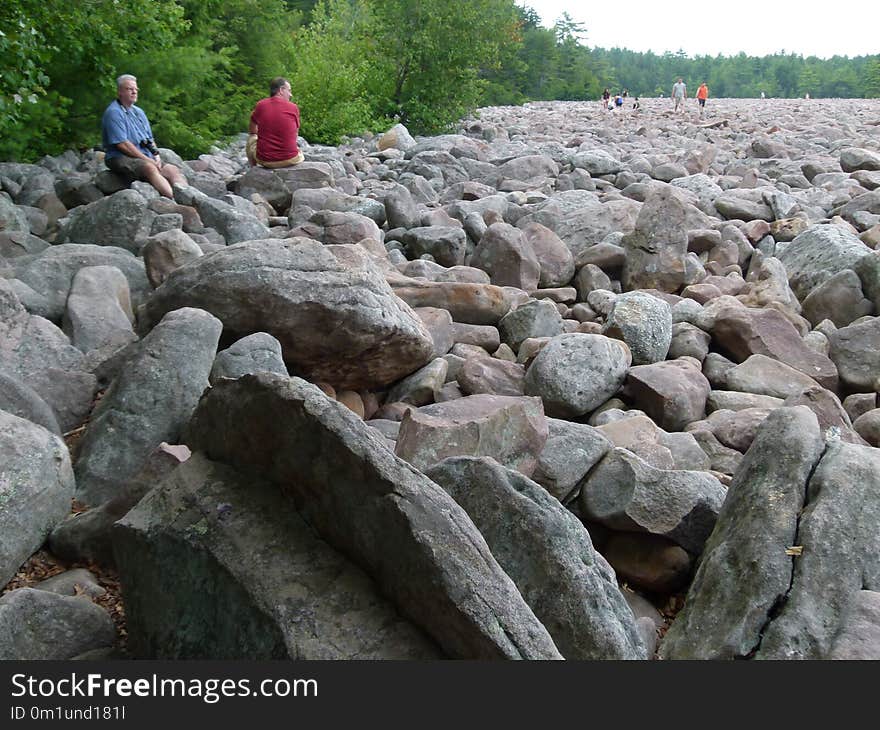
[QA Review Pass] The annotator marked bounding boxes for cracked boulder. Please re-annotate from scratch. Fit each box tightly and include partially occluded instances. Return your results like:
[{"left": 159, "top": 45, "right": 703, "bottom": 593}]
[{"left": 659, "top": 407, "right": 824, "bottom": 659}]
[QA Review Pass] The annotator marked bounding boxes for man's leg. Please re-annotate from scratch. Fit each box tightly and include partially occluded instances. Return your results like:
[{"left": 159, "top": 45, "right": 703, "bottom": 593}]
[
  {"left": 160, "top": 164, "right": 187, "bottom": 189},
  {"left": 141, "top": 162, "right": 174, "bottom": 198}
]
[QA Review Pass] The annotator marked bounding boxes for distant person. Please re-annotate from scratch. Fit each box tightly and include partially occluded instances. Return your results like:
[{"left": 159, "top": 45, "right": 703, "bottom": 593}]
[
  {"left": 672, "top": 77, "right": 687, "bottom": 112},
  {"left": 247, "top": 76, "right": 304, "bottom": 168},
  {"left": 101, "top": 74, "right": 187, "bottom": 199},
  {"left": 632, "top": 96, "right": 641, "bottom": 109},
  {"left": 602, "top": 88, "right": 611, "bottom": 109},
  {"left": 804, "top": 92, "right": 810, "bottom": 100},
  {"left": 760, "top": 91, "right": 766, "bottom": 99},
  {"left": 622, "top": 89, "right": 629, "bottom": 98},
  {"left": 614, "top": 93, "right": 624, "bottom": 108},
  {"left": 696, "top": 81, "right": 709, "bottom": 118}
]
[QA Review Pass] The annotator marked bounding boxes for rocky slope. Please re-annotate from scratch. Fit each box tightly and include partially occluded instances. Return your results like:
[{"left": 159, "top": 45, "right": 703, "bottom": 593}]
[{"left": 2, "top": 96, "right": 880, "bottom": 659}]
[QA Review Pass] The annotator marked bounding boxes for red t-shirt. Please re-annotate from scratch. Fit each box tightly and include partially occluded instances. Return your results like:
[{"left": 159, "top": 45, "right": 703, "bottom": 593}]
[{"left": 250, "top": 96, "right": 300, "bottom": 161}]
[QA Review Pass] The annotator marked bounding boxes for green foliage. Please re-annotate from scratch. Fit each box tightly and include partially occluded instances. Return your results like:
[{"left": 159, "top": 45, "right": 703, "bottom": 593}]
[{"left": 287, "top": 0, "right": 385, "bottom": 144}]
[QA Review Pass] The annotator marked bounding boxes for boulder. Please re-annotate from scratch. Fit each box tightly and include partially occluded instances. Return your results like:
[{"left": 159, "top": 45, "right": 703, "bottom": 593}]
[
  {"left": 140, "top": 240, "right": 435, "bottom": 390},
  {"left": 74, "top": 307, "right": 221, "bottom": 506},
  {"left": 471, "top": 222, "right": 540, "bottom": 290},
  {"left": 524, "top": 333, "right": 631, "bottom": 419},
  {"left": 0, "top": 371, "right": 61, "bottom": 435},
  {"left": 185, "top": 374, "right": 561, "bottom": 659},
  {"left": 603, "top": 291, "right": 672, "bottom": 365},
  {"left": 62, "top": 189, "right": 155, "bottom": 253},
  {"left": 659, "top": 407, "right": 824, "bottom": 659},
  {"left": 389, "top": 275, "right": 511, "bottom": 325},
  {"left": 141, "top": 229, "right": 203, "bottom": 288},
  {"left": 114, "top": 453, "right": 441, "bottom": 658},
  {"left": 209, "top": 332, "right": 288, "bottom": 385},
  {"left": 0, "top": 588, "right": 116, "bottom": 660},
  {"left": 0, "top": 410, "right": 74, "bottom": 587},
  {"left": 426, "top": 457, "right": 647, "bottom": 660},
  {"left": 580, "top": 447, "right": 726, "bottom": 554},
  {"left": 395, "top": 393, "right": 547, "bottom": 476},
  {"left": 828, "top": 316, "right": 880, "bottom": 392},
  {"left": 624, "top": 358, "right": 710, "bottom": 432},
  {"left": 531, "top": 418, "right": 613, "bottom": 503}
]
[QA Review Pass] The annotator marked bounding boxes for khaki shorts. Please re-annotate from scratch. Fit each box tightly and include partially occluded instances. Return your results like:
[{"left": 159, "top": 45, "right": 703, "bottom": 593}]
[
  {"left": 246, "top": 134, "right": 303, "bottom": 168},
  {"left": 106, "top": 155, "right": 151, "bottom": 182}
]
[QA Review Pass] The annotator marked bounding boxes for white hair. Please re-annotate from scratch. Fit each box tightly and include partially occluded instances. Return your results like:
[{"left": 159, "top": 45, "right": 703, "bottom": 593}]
[{"left": 116, "top": 74, "right": 137, "bottom": 89}]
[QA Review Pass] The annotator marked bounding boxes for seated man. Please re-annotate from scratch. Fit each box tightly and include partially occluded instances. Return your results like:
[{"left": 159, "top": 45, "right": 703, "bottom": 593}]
[
  {"left": 247, "top": 77, "right": 304, "bottom": 168},
  {"left": 101, "top": 74, "right": 186, "bottom": 198}
]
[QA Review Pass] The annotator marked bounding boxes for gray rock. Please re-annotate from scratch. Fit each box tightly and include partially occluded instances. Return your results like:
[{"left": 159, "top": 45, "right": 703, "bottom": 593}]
[
  {"left": 62, "top": 265, "right": 136, "bottom": 355},
  {"left": 603, "top": 291, "right": 672, "bottom": 365},
  {"left": 140, "top": 240, "right": 434, "bottom": 390},
  {"left": 62, "top": 189, "right": 156, "bottom": 253},
  {"left": 0, "top": 410, "right": 74, "bottom": 587},
  {"left": 34, "top": 569, "right": 106, "bottom": 599},
  {"left": 0, "top": 370, "right": 61, "bottom": 435},
  {"left": 174, "top": 184, "right": 269, "bottom": 244},
  {"left": 0, "top": 588, "right": 116, "bottom": 660},
  {"left": 0, "top": 230, "right": 48, "bottom": 258},
  {"left": 659, "top": 407, "right": 823, "bottom": 659},
  {"left": 11, "top": 242, "right": 150, "bottom": 323},
  {"left": 524, "top": 333, "right": 631, "bottom": 419},
  {"left": 185, "top": 374, "right": 561, "bottom": 659},
  {"left": 114, "top": 453, "right": 441, "bottom": 658},
  {"left": 74, "top": 307, "right": 221, "bottom": 506},
  {"left": 840, "top": 147, "right": 880, "bottom": 173},
  {"left": 828, "top": 316, "right": 880, "bottom": 392},
  {"left": 0, "top": 279, "right": 97, "bottom": 431},
  {"left": 385, "top": 358, "right": 448, "bottom": 406},
  {"left": 531, "top": 418, "right": 613, "bottom": 503},
  {"left": 232, "top": 167, "right": 291, "bottom": 214},
  {"left": 0, "top": 192, "right": 30, "bottom": 233},
  {"left": 758, "top": 441, "right": 880, "bottom": 659},
  {"left": 389, "top": 275, "right": 510, "bottom": 325},
  {"left": 725, "top": 353, "right": 823, "bottom": 399},
  {"left": 498, "top": 298, "right": 564, "bottom": 351},
  {"left": 426, "top": 457, "right": 646, "bottom": 660},
  {"left": 521, "top": 222, "right": 575, "bottom": 288},
  {"left": 210, "top": 332, "right": 288, "bottom": 384},
  {"left": 828, "top": 591, "right": 880, "bottom": 659},
  {"left": 403, "top": 226, "right": 467, "bottom": 267},
  {"left": 776, "top": 224, "right": 872, "bottom": 301},
  {"left": 801, "top": 269, "right": 873, "bottom": 328},
  {"left": 580, "top": 447, "right": 726, "bottom": 554}
]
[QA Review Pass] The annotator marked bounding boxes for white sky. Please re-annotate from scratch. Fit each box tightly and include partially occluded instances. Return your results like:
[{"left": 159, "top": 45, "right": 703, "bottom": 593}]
[{"left": 519, "top": 1, "right": 880, "bottom": 59}]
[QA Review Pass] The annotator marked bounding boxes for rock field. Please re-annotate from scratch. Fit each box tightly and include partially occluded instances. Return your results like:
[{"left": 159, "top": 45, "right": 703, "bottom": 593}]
[{"left": 2, "top": 96, "right": 880, "bottom": 659}]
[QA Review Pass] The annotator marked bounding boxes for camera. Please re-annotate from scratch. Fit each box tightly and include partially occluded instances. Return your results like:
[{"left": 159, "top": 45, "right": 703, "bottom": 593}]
[{"left": 141, "top": 139, "right": 160, "bottom": 156}]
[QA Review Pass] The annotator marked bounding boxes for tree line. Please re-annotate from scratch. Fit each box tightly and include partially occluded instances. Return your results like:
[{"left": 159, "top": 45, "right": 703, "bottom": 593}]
[{"left": 2, "top": 1, "right": 878, "bottom": 162}]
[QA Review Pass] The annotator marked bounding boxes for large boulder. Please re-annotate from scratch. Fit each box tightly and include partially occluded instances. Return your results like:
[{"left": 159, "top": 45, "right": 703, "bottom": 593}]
[
  {"left": 660, "top": 407, "right": 824, "bottom": 659},
  {"left": 621, "top": 187, "right": 689, "bottom": 293},
  {"left": 828, "top": 317, "right": 880, "bottom": 392},
  {"left": 62, "top": 189, "right": 156, "bottom": 253},
  {"left": 74, "top": 307, "right": 222, "bottom": 506},
  {"left": 62, "top": 265, "right": 136, "bottom": 357},
  {"left": 139, "top": 240, "right": 435, "bottom": 390},
  {"left": 531, "top": 418, "right": 613, "bottom": 503},
  {"left": 624, "top": 358, "right": 711, "bottom": 432},
  {"left": 758, "top": 440, "right": 880, "bottom": 658},
  {"left": 174, "top": 185, "right": 269, "bottom": 244},
  {"left": 426, "top": 457, "right": 647, "bottom": 660},
  {"left": 0, "top": 371, "right": 61, "bottom": 435},
  {"left": 389, "top": 275, "right": 511, "bottom": 325},
  {"left": 185, "top": 374, "right": 561, "bottom": 659},
  {"left": 0, "top": 410, "right": 74, "bottom": 587},
  {"left": 603, "top": 291, "right": 673, "bottom": 365},
  {"left": 471, "top": 222, "right": 541, "bottom": 290},
  {"left": 114, "top": 454, "right": 442, "bottom": 658}
]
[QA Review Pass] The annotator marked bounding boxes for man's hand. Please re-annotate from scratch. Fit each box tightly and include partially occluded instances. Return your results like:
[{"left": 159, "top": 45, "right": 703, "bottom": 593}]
[{"left": 153, "top": 154, "right": 163, "bottom": 169}]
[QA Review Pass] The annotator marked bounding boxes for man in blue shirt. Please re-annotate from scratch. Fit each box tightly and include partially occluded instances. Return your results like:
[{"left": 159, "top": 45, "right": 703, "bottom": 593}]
[{"left": 101, "top": 74, "right": 186, "bottom": 198}]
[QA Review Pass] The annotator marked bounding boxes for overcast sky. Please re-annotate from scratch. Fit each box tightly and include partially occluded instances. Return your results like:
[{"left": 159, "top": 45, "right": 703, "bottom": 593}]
[{"left": 519, "top": 1, "right": 879, "bottom": 59}]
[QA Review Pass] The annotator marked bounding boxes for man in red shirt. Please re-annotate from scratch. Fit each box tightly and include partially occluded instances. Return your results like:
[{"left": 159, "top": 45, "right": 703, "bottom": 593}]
[{"left": 246, "top": 77, "right": 304, "bottom": 168}]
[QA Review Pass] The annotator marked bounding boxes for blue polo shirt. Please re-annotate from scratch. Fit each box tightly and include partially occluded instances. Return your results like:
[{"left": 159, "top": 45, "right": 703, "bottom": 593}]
[{"left": 102, "top": 100, "right": 155, "bottom": 159}]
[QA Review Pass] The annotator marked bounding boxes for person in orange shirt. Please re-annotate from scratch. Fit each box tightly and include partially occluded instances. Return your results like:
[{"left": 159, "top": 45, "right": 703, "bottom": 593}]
[{"left": 696, "top": 81, "right": 709, "bottom": 118}]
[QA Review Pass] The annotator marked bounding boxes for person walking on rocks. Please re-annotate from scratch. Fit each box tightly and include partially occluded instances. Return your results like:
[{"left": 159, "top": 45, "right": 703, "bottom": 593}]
[
  {"left": 696, "top": 81, "right": 709, "bottom": 118},
  {"left": 101, "top": 74, "right": 187, "bottom": 199},
  {"left": 247, "top": 76, "right": 304, "bottom": 168},
  {"left": 672, "top": 77, "right": 687, "bottom": 113},
  {"left": 602, "top": 88, "right": 611, "bottom": 109}
]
